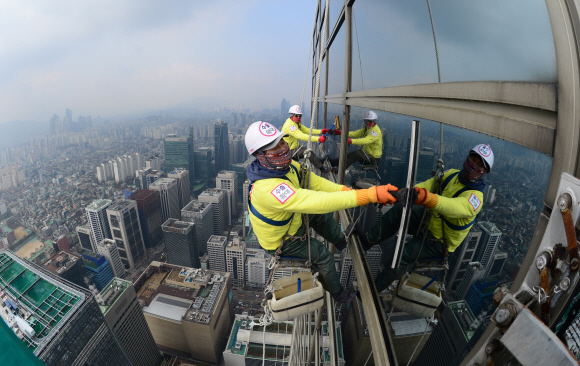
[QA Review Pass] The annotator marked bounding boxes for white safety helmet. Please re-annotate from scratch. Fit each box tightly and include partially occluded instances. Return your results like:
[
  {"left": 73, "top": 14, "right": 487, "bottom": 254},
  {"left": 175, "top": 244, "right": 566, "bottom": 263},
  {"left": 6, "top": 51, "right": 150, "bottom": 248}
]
[
  {"left": 245, "top": 121, "right": 288, "bottom": 156},
  {"left": 469, "top": 144, "right": 494, "bottom": 173},
  {"left": 288, "top": 105, "right": 302, "bottom": 115},
  {"left": 364, "top": 111, "right": 378, "bottom": 121}
]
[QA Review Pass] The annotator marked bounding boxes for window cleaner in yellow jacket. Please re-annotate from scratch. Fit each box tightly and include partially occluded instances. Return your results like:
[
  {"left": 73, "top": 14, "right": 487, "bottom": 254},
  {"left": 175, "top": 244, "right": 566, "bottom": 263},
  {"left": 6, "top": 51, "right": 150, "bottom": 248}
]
[
  {"left": 357, "top": 144, "right": 493, "bottom": 293},
  {"left": 282, "top": 105, "right": 341, "bottom": 173},
  {"left": 328, "top": 111, "right": 383, "bottom": 170},
  {"left": 245, "top": 121, "right": 397, "bottom": 303}
]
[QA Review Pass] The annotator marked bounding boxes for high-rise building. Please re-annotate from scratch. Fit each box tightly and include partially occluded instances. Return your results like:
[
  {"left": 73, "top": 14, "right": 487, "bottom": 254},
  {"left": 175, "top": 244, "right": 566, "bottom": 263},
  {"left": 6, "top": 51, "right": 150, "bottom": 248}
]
[
  {"left": 230, "top": 162, "right": 249, "bottom": 201},
  {"left": 49, "top": 114, "right": 58, "bottom": 135},
  {"left": 135, "top": 168, "right": 151, "bottom": 189},
  {"left": 413, "top": 301, "right": 477, "bottom": 366},
  {"left": 106, "top": 199, "right": 146, "bottom": 270},
  {"left": 281, "top": 98, "right": 289, "bottom": 116},
  {"left": 99, "top": 278, "right": 163, "bottom": 366},
  {"left": 86, "top": 199, "right": 112, "bottom": 247},
  {"left": 242, "top": 179, "right": 251, "bottom": 213},
  {"left": 130, "top": 189, "right": 163, "bottom": 249},
  {"left": 76, "top": 225, "right": 95, "bottom": 251},
  {"left": 226, "top": 237, "right": 245, "bottom": 287},
  {"left": 167, "top": 168, "right": 191, "bottom": 210},
  {"left": 223, "top": 314, "right": 346, "bottom": 365},
  {"left": 455, "top": 265, "right": 486, "bottom": 300},
  {"left": 216, "top": 170, "right": 238, "bottom": 218},
  {"left": 340, "top": 246, "right": 382, "bottom": 288},
  {"left": 146, "top": 170, "right": 163, "bottom": 187},
  {"left": 134, "top": 261, "right": 232, "bottom": 363},
  {"left": 416, "top": 147, "right": 435, "bottom": 183},
  {"left": 164, "top": 134, "right": 195, "bottom": 189},
  {"left": 65, "top": 108, "right": 72, "bottom": 126},
  {"left": 198, "top": 189, "right": 226, "bottom": 235},
  {"left": 194, "top": 148, "right": 212, "bottom": 186},
  {"left": 447, "top": 227, "right": 483, "bottom": 293},
  {"left": 55, "top": 234, "right": 69, "bottom": 252},
  {"left": 162, "top": 218, "right": 200, "bottom": 268},
  {"left": 96, "top": 239, "right": 126, "bottom": 278},
  {"left": 0, "top": 251, "right": 132, "bottom": 366},
  {"left": 149, "top": 178, "right": 180, "bottom": 222},
  {"left": 207, "top": 235, "right": 227, "bottom": 271},
  {"left": 42, "top": 251, "right": 88, "bottom": 289},
  {"left": 473, "top": 221, "right": 502, "bottom": 270},
  {"left": 214, "top": 121, "right": 230, "bottom": 172},
  {"left": 465, "top": 278, "right": 498, "bottom": 316},
  {"left": 181, "top": 200, "right": 213, "bottom": 255},
  {"left": 386, "top": 157, "right": 406, "bottom": 189},
  {"left": 486, "top": 251, "right": 508, "bottom": 278},
  {"left": 82, "top": 250, "right": 114, "bottom": 291},
  {"left": 245, "top": 248, "right": 271, "bottom": 288}
]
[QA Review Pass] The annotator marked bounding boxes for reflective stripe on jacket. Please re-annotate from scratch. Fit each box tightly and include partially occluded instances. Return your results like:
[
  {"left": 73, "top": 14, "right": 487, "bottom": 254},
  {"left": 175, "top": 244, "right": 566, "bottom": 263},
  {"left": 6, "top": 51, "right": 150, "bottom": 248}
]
[
  {"left": 282, "top": 118, "right": 322, "bottom": 150},
  {"left": 349, "top": 125, "right": 383, "bottom": 158},
  {"left": 248, "top": 161, "right": 358, "bottom": 250},
  {"left": 416, "top": 169, "right": 484, "bottom": 252}
]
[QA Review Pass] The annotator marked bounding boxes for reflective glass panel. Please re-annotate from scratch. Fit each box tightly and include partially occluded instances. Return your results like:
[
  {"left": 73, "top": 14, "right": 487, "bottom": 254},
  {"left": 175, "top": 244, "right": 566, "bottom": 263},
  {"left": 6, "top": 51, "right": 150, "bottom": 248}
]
[
  {"left": 351, "top": 0, "right": 556, "bottom": 90},
  {"left": 328, "top": 25, "right": 345, "bottom": 95}
]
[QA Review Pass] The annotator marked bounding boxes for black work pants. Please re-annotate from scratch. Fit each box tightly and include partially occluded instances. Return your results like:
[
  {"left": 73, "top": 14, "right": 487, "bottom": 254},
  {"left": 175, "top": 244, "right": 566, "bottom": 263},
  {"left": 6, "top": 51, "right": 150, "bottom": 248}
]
[
  {"left": 329, "top": 149, "right": 376, "bottom": 170},
  {"left": 291, "top": 146, "right": 325, "bottom": 170}
]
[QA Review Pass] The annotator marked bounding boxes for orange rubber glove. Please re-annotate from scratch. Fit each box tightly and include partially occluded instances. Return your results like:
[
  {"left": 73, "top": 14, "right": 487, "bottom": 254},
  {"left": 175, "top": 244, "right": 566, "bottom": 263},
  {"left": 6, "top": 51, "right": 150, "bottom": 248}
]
[
  {"left": 415, "top": 187, "right": 438, "bottom": 208},
  {"left": 356, "top": 184, "right": 398, "bottom": 206},
  {"left": 341, "top": 185, "right": 353, "bottom": 191}
]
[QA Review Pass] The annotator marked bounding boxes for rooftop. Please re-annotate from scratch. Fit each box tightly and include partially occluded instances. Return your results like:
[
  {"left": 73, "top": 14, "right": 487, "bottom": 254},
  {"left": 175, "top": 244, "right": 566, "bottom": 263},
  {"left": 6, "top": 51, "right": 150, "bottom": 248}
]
[
  {"left": 97, "top": 278, "right": 130, "bottom": 313},
  {"left": 134, "top": 262, "right": 229, "bottom": 325},
  {"left": 182, "top": 200, "right": 210, "bottom": 213},
  {"left": 108, "top": 199, "right": 133, "bottom": 211},
  {"left": 449, "top": 300, "right": 477, "bottom": 340},
  {"left": 479, "top": 221, "right": 501, "bottom": 234},
  {"left": 162, "top": 219, "right": 193, "bottom": 234},
  {"left": 149, "top": 178, "right": 176, "bottom": 187},
  {"left": 199, "top": 189, "right": 224, "bottom": 197},
  {"left": 87, "top": 199, "right": 111, "bottom": 211},
  {"left": 43, "top": 251, "right": 81, "bottom": 275},
  {"left": 0, "top": 251, "right": 84, "bottom": 355}
]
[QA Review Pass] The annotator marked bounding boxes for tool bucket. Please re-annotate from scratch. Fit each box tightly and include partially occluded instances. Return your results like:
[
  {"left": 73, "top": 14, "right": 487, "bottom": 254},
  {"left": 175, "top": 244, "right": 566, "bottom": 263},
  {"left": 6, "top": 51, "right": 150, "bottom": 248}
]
[
  {"left": 269, "top": 272, "right": 324, "bottom": 321},
  {"left": 392, "top": 272, "right": 442, "bottom": 318}
]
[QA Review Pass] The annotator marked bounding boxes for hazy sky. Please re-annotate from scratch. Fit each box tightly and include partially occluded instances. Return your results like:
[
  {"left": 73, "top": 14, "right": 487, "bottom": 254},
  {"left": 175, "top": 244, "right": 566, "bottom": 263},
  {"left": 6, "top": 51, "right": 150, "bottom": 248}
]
[
  {"left": 0, "top": 0, "right": 557, "bottom": 125},
  {"left": 0, "top": 1, "right": 315, "bottom": 124}
]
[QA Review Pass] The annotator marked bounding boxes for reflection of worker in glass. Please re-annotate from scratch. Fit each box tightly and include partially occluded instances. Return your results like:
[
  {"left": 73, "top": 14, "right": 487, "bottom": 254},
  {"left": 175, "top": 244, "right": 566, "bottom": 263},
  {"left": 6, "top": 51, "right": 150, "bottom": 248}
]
[
  {"left": 245, "top": 121, "right": 397, "bottom": 303},
  {"left": 357, "top": 145, "right": 493, "bottom": 293},
  {"left": 282, "top": 105, "right": 338, "bottom": 173},
  {"left": 329, "top": 111, "right": 383, "bottom": 170}
]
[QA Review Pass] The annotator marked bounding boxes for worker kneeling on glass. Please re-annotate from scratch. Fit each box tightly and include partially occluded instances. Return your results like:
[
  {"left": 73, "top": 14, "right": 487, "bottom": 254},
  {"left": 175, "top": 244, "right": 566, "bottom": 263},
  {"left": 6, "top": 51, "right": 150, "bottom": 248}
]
[
  {"left": 357, "top": 144, "right": 493, "bottom": 293},
  {"left": 245, "top": 121, "right": 398, "bottom": 303}
]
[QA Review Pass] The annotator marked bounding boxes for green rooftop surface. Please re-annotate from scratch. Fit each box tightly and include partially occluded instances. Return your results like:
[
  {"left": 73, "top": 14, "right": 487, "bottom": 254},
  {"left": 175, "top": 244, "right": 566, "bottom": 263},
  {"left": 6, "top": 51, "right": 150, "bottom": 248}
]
[
  {"left": 0, "top": 320, "right": 44, "bottom": 366},
  {"left": 2, "top": 226, "right": 12, "bottom": 234},
  {"left": 0, "top": 253, "right": 81, "bottom": 352},
  {"left": 98, "top": 279, "right": 129, "bottom": 313}
]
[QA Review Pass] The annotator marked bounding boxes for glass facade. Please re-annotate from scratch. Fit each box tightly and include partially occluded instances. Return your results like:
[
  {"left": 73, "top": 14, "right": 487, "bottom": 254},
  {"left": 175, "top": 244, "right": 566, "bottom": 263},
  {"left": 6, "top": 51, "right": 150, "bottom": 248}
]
[{"left": 164, "top": 135, "right": 195, "bottom": 189}]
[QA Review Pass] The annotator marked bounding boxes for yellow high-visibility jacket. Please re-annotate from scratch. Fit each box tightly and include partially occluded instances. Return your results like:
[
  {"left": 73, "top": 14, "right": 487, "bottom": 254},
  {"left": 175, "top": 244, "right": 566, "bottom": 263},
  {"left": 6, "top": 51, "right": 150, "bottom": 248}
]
[
  {"left": 416, "top": 169, "right": 485, "bottom": 252},
  {"left": 282, "top": 118, "right": 322, "bottom": 150},
  {"left": 349, "top": 124, "right": 383, "bottom": 158},
  {"left": 248, "top": 161, "right": 358, "bottom": 250}
]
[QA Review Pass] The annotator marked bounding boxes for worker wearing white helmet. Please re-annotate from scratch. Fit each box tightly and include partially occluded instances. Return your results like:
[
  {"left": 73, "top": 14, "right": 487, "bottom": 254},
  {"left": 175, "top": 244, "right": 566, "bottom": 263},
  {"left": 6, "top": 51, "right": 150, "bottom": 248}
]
[
  {"left": 328, "top": 110, "right": 383, "bottom": 169},
  {"left": 245, "top": 121, "right": 398, "bottom": 303},
  {"left": 357, "top": 144, "right": 493, "bottom": 293},
  {"left": 282, "top": 105, "right": 340, "bottom": 173}
]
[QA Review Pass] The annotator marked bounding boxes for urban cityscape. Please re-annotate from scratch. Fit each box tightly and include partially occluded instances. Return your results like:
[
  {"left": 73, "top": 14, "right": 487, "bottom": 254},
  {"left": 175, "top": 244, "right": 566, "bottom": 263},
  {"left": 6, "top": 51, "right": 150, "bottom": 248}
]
[{"left": 0, "top": 99, "right": 552, "bottom": 365}]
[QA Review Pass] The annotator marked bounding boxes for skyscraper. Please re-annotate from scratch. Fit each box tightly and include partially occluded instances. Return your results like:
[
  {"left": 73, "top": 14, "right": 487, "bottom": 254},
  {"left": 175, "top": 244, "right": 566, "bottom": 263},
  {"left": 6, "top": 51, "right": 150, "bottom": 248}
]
[
  {"left": 465, "top": 278, "right": 498, "bottom": 316},
  {"left": 485, "top": 251, "right": 508, "bottom": 278},
  {"left": 82, "top": 250, "right": 114, "bottom": 291},
  {"left": 216, "top": 170, "right": 238, "bottom": 218},
  {"left": 164, "top": 133, "right": 195, "bottom": 189},
  {"left": 42, "top": 251, "right": 88, "bottom": 289},
  {"left": 86, "top": 199, "right": 112, "bottom": 247},
  {"left": 99, "top": 278, "right": 163, "bottom": 366},
  {"left": 149, "top": 178, "right": 180, "bottom": 222},
  {"left": 226, "top": 237, "right": 245, "bottom": 287},
  {"left": 214, "top": 120, "right": 230, "bottom": 172},
  {"left": 0, "top": 251, "right": 132, "bottom": 366},
  {"left": 194, "top": 148, "right": 212, "bottom": 186},
  {"left": 447, "top": 227, "right": 483, "bottom": 293},
  {"left": 340, "top": 246, "right": 382, "bottom": 288},
  {"left": 416, "top": 147, "right": 435, "bottom": 183},
  {"left": 167, "top": 168, "right": 191, "bottom": 210},
  {"left": 207, "top": 235, "right": 227, "bottom": 271},
  {"left": 198, "top": 189, "right": 226, "bottom": 235},
  {"left": 162, "top": 218, "right": 200, "bottom": 268},
  {"left": 473, "top": 221, "right": 502, "bottom": 269},
  {"left": 181, "top": 200, "right": 214, "bottom": 255},
  {"left": 230, "top": 162, "right": 249, "bottom": 200},
  {"left": 96, "top": 239, "right": 126, "bottom": 278},
  {"left": 76, "top": 225, "right": 95, "bottom": 251},
  {"left": 130, "top": 189, "right": 163, "bottom": 249},
  {"left": 106, "top": 199, "right": 146, "bottom": 270}
]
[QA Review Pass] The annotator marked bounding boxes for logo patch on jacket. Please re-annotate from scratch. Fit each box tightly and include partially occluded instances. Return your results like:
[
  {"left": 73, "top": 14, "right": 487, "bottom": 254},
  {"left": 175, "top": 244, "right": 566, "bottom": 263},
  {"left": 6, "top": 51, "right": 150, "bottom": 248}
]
[
  {"left": 290, "top": 125, "right": 297, "bottom": 132},
  {"left": 468, "top": 193, "right": 481, "bottom": 211},
  {"left": 371, "top": 131, "right": 378, "bottom": 137},
  {"left": 271, "top": 183, "right": 295, "bottom": 203}
]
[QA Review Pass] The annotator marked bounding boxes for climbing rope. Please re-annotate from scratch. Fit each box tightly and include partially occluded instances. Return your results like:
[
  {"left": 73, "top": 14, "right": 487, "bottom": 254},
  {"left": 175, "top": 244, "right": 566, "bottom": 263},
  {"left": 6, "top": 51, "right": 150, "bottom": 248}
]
[
  {"left": 353, "top": 7, "right": 365, "bottom": 90},
  {"left": 426, "top": 0, "right": 441, "bottom": 83}
]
